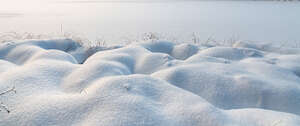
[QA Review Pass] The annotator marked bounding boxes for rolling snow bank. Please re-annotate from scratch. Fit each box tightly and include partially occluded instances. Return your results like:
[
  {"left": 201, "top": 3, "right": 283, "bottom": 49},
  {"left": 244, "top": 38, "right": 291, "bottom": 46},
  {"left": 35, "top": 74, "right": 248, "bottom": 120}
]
[{"left": 0, "top": 39, "right": 300, "bottom": 126}]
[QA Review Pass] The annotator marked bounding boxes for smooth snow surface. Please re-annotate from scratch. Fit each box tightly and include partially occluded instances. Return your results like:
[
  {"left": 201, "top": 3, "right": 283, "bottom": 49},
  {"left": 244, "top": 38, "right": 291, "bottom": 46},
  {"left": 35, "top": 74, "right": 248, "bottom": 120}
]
[
  {"left": 0, "top": 39, "right": 300, "bottom": 126},
  {"left": 1, "top": 1, "right": 300, "bottom": 43}
]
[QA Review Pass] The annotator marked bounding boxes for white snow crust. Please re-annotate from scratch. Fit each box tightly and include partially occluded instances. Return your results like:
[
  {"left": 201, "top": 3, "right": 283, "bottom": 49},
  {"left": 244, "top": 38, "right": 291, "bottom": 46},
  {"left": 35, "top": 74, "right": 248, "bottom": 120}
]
[{"left": 0, "top": 39, "right": 300, "bottom": 126}]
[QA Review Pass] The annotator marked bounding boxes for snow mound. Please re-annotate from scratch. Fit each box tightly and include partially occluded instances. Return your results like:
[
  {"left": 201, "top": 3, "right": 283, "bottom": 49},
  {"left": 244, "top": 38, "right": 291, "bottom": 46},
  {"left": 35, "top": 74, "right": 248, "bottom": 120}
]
[
  {"left": 0, "top": 40, "right": 300, "bottom": 126},
  {"left": 233, "top": 41, "right": 300, "bottom": 54},
  {"left": 197, "top": 47, "right": 264, "bottom": 60}
]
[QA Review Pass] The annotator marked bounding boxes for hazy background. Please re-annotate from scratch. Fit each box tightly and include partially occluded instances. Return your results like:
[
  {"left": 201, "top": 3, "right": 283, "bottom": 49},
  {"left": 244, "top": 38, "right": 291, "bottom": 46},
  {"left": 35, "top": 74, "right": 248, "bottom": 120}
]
[{"left": 1, "top": 0, "right": 300, "bottom": 44}]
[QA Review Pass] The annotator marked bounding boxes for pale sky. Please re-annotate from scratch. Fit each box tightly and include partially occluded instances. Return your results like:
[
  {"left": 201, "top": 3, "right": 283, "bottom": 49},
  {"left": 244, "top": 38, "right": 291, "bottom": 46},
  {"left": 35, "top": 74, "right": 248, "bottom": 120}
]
[{"left": 1, "top": 1, "right": 44, "bottom": 10}]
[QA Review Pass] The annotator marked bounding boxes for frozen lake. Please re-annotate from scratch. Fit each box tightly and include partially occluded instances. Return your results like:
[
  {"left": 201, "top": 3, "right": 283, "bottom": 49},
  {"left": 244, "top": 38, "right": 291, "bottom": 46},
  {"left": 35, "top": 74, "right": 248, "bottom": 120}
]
[{"left": 1, "top": 1, "right": 300, "bottom": 44}]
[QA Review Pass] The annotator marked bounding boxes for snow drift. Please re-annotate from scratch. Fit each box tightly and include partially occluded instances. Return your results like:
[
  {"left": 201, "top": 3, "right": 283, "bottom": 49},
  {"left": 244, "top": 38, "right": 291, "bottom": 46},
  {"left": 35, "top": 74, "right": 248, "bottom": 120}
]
[{"left": 0, "top": 39, "right": 300, "bottom": 126}]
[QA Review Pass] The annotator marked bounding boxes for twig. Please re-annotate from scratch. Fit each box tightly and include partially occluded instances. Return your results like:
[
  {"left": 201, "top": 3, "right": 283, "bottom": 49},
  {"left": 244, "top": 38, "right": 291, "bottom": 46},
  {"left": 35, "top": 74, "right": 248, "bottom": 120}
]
[
  {"left": 0, "top": 86, "right": 16, "bottom": 113},
  {"left": 0, "top": 102, "right": 10, "bottom": 113},
  {"left": 0, "top": 86, "right": 16, "bottom": 96}
]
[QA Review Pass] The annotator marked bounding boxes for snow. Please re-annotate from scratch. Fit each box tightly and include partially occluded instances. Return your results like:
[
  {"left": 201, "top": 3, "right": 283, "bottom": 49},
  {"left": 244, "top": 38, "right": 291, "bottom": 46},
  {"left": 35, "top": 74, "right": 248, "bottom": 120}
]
[{"left": 0, "top": 39, "right": 300, "bottom": 126}]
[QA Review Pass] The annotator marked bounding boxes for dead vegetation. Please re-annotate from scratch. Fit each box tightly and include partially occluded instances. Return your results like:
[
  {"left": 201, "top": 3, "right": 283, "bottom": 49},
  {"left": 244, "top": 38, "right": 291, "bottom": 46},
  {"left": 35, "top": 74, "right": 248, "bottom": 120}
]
[{"left": 0, "top": 86, "right": 16, "bottom": 113}]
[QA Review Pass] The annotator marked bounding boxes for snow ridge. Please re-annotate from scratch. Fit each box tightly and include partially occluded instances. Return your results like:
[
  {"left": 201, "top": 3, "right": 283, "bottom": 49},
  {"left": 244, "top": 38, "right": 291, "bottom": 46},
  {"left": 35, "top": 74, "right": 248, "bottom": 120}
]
[{"left": 0, "top": 39, "right": 300, "bottom": 126}]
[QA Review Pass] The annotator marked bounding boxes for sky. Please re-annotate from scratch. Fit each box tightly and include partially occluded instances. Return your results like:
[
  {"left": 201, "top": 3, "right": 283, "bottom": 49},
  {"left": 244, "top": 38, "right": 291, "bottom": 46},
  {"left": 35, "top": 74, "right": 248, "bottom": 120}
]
[
  {"left": 0, "top": 0, "right": 166, "bottom": 11},
  {"left": 1, "top": 1, "right": 44, "bottom": 10}
]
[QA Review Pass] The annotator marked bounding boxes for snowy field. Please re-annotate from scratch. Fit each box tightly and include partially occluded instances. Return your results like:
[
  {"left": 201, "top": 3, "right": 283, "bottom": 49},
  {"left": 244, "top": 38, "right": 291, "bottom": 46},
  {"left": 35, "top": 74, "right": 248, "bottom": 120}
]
[
  {"left": 0, "top": 39, "right": 300, "bottom": 125},
  {"left": 1, "top": 1, "right": 300, "bottom": 43}
]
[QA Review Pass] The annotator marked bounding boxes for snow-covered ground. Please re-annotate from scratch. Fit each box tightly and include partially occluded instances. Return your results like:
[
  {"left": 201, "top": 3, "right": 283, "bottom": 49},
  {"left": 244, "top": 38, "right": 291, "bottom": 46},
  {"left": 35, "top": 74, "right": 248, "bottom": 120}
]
[
  {"left": 0, "top": 39, "right": 300, "bottom": 126},
  {"left": 1, "top": 1, "right": 300, "bottom": 43}
]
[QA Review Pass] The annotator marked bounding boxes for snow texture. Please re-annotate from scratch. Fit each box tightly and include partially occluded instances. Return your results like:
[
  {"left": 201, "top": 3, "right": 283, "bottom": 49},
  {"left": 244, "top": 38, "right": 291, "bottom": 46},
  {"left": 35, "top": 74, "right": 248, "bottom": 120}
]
[{"left": 0, "top": 39, "right": 300, "bottom": 126}]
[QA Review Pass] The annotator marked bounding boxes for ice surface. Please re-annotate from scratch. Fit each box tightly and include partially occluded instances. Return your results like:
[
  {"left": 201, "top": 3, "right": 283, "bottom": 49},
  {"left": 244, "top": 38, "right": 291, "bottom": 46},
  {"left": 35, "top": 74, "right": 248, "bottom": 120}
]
[{"left": 0, "top": 40, "right": 300, "bottom": 126}]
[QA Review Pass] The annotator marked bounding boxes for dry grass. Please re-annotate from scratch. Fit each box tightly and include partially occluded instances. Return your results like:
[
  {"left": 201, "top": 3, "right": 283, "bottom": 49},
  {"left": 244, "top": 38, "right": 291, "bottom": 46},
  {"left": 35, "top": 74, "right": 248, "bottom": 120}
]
[{"left": 1, "top": 31, "right": 299, "bottom": 49}]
